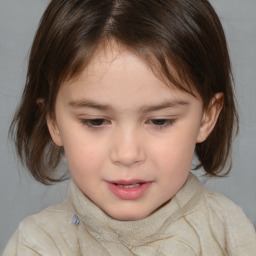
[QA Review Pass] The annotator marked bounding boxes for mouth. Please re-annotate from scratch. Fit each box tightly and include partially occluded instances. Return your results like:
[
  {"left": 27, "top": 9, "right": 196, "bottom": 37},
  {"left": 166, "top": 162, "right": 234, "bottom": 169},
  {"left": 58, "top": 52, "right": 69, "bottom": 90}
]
[
  {"left": 116, "top": 183, "right": 141, "bottom": 188},
  {"left": 107, "top": 180, "right": 152, "bottom": 200}
]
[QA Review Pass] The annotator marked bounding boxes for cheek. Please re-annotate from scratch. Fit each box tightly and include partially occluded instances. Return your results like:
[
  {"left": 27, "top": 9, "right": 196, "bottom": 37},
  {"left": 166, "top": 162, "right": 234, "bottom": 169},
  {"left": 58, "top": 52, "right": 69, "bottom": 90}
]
[
  {"left": 61, "top": 133, "right": 106, "bottom": 177},
  {"left": 152, "top": 128, "right": 198, "bottom": 172}
]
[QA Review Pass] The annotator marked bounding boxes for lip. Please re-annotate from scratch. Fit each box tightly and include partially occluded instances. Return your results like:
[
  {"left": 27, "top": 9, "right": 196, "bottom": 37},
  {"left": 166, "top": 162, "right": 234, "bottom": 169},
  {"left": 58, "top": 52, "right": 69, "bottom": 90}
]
[{"left": 106, "top": 180, "right": 152, "bottom": 200}]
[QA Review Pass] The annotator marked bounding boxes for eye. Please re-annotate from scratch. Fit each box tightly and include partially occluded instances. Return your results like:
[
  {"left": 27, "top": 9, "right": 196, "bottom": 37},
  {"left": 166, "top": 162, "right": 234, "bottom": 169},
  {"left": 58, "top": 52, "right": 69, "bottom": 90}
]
[
  {"left": 147, "top": 119, "right": 175, "bottom": 129},
  {"left": 80, "top": 118, "right": 110, "bottom": 128}
]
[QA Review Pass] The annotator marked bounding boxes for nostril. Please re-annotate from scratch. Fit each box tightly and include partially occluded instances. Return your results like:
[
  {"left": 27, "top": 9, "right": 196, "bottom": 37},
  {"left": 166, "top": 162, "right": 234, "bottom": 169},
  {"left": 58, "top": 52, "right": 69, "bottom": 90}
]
[{"left": 112, "top": 158, "right": 144, "bottom": 167}]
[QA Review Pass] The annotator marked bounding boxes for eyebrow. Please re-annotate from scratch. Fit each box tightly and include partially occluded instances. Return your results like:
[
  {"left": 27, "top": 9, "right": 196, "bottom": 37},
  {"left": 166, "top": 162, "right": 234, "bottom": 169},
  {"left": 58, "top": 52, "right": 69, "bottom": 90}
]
[
  {"left": 69, "top": 99, "right": 189, "bottom": 112},
  {"left": 139, "top": 100, "right": 189, "bottom": 112},
  {"left": 69, "top": 100, "right": 111, "bottom": 111}
]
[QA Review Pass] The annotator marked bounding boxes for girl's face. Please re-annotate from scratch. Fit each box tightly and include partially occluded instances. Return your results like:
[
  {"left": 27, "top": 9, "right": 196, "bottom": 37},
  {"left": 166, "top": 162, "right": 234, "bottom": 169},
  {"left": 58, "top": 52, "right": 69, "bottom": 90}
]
[{"left": 47, "top": 46, "right": 221, "bottom": 221}]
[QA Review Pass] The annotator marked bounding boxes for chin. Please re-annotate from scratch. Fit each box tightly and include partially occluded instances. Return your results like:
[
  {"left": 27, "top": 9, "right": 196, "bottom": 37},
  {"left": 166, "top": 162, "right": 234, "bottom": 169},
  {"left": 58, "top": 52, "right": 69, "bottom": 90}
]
[{"left": 106, "top": 208, "right": 151, "bottom": 221}]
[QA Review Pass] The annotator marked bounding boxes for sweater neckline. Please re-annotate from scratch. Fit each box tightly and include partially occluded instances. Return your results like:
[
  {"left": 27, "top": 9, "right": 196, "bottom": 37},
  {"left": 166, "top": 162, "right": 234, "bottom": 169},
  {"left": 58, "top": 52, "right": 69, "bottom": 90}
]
[{"left": 68, "top": 173, "right": 203, "bottom": 246}]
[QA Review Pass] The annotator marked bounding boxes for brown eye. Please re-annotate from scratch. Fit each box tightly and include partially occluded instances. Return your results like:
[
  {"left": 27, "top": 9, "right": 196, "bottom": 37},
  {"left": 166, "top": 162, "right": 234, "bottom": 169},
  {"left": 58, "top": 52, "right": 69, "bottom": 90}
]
[
  {"left": 150, "top": 119, "right": 174, "bottom": 127},
  {"left": 81, "top": 119, "right": 110, "bottom": 128},
  {"left": 88, "top": 119, "right": 105, "bottom": 126}
]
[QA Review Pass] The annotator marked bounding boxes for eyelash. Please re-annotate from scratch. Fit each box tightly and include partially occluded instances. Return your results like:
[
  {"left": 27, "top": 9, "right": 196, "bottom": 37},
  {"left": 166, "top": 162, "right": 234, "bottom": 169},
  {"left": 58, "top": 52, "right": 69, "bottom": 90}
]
[
  {"left": 80, "top": 119, "right": 111, "bottom": 129},
  {"left": 80, "top": 118, "right": 175, "bottom": 130},
  {"left": 146, "top": 119, "right": 175, "bottom": 129}
]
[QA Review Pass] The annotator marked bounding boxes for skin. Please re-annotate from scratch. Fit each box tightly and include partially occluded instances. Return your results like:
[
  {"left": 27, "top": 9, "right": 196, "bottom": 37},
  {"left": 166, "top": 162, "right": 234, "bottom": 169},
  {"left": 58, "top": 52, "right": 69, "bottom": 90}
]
[{"left": 47, "top": 45, "right": 223, "bottom": 221}]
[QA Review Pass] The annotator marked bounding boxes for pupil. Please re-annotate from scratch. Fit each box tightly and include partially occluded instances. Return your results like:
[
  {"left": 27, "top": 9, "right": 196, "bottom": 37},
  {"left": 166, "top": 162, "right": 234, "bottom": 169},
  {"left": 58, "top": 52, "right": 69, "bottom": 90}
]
[
  {"left": 91, "top": 119, "right": 104, "bottom": 126},
  {"left": 153, "top": 119, "right": 166, "bottom": 125}
]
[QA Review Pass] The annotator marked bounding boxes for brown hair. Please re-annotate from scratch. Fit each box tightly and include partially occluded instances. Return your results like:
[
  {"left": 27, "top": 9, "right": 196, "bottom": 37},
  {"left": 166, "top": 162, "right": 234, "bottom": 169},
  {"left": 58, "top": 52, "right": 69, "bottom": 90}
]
[{"left": 10, "top": 0, "right": 238, "bottom": 184}]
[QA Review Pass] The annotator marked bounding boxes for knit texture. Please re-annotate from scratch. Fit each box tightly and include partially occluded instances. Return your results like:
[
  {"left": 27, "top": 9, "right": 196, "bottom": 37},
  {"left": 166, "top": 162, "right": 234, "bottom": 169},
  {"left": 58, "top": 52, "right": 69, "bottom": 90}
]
[{"left": 3, "top": 173, "right": 256, "bottom": 255}]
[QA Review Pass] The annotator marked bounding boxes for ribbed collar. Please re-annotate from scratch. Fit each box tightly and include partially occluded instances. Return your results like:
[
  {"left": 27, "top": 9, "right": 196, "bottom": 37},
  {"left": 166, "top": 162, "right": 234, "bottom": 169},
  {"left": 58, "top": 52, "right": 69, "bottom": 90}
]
[{"left": 68, "top": 173, "right": 204, "bottom": 247}]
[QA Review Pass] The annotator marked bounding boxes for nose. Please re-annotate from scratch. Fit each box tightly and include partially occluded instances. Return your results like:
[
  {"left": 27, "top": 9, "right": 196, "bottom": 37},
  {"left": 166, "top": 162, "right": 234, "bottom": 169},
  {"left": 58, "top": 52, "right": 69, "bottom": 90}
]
[{"left": 110, "top": 127, "right": 146, "bottom": 167}]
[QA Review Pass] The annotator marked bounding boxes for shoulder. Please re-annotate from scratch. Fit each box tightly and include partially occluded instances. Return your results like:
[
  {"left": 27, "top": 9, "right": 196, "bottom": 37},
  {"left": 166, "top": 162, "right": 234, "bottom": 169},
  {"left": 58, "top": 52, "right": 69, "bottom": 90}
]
[
  {"left": 22, "top": 199, "right": 73, "bottom": 224},
  {"left": 203, "top": 186, "right": 252, "bottom": 226},
  {"left": 202, "top": 186, "right": 256, "bottom": 254},
  {"left": 19, "top": 200, "right": 74, "bottom": 234},
  {"left": 3, "top": 200, "right": 79, "bottom": 256},
  {"left": 20, "top": 200, "right": 79, "bottom": 244},
  {"left": 204, "top": 187, "right": 245, "bottom": 215}
]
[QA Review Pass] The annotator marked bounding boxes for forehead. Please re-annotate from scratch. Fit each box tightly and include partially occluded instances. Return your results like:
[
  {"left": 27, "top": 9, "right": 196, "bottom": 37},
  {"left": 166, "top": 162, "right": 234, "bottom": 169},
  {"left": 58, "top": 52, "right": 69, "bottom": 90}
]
[
  {"left": 58, "top": 45, "right": 201, "bottom": 112},
  {"left": 64, "top": 43, "right": 196, "bottom": 95}
]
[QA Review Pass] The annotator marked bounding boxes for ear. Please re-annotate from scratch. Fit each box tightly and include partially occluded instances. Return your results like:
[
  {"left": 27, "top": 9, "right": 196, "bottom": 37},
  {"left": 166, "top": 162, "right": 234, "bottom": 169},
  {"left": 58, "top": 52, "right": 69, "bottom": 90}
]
[
  {"left": 46, "top": 114, "right": 63, "bottom": 147},
  {"left": 196, "top": 93, "right": 223, "bottom": 143}
]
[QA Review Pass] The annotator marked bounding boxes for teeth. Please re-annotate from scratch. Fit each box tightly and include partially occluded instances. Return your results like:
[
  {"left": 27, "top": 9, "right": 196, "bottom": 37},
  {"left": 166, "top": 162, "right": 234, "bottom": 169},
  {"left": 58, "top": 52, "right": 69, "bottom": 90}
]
[{"left": 117, "top": 183, "right": 141, "bottom": 188}]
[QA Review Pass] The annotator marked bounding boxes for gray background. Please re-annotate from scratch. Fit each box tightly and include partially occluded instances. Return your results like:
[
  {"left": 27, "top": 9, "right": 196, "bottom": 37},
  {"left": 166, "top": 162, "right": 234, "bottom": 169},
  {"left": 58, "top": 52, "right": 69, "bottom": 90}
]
[{"left": 0, "top": 0, "right": 255, "bottom": 253}]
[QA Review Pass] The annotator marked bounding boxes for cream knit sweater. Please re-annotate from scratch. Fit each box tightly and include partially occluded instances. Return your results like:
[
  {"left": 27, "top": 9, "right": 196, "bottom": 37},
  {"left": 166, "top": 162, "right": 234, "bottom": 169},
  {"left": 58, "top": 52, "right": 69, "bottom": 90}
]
[{"left": 3, "top": 173, "right": 256, "bottom": 255}]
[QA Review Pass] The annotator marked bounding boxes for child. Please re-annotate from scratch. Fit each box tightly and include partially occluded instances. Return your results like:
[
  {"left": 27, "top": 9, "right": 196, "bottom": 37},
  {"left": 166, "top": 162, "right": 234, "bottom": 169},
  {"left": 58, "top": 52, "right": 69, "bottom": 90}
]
[{"left": 3, "top": 0, "right": 256, "bottom": 255}]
